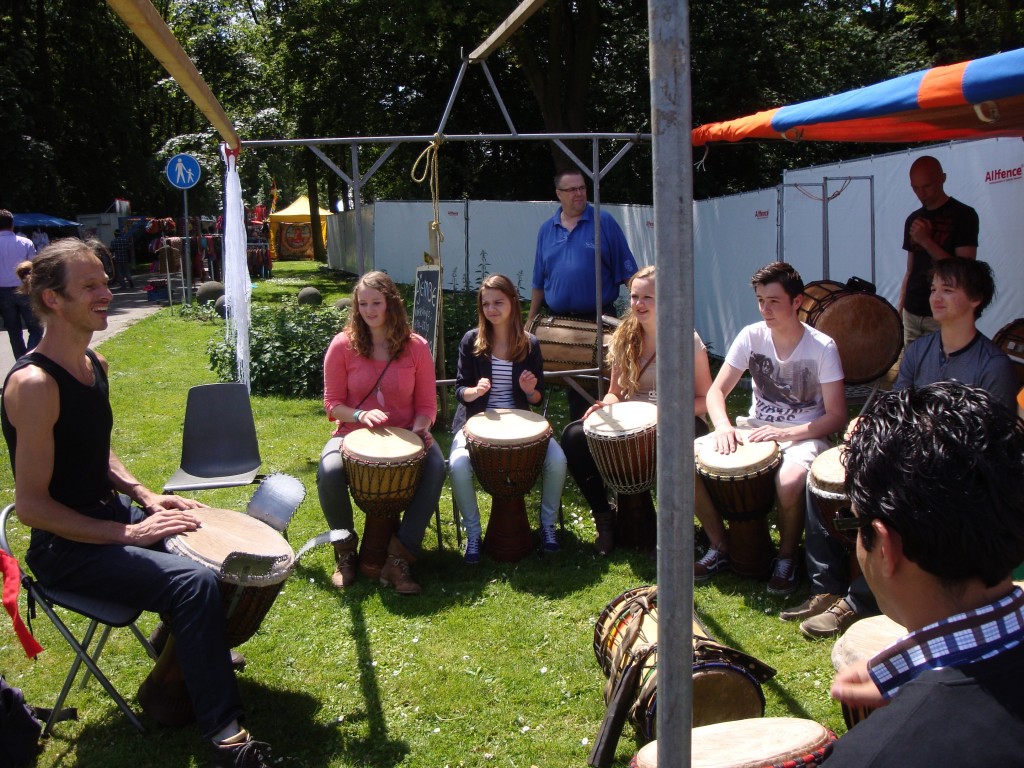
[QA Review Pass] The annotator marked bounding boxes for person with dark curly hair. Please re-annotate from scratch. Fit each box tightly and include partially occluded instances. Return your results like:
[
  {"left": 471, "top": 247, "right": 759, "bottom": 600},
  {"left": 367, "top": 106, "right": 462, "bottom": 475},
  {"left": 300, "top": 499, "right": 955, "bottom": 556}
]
[{"left": 822, "top": 382, "right": 1024, "bottom": 765}]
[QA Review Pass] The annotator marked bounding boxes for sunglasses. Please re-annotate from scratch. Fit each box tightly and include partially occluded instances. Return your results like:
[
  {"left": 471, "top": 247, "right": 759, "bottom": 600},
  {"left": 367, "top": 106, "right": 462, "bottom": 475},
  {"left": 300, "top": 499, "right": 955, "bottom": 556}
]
[{"left": 833, "top": 506, "right": 873, "bottom": 532}]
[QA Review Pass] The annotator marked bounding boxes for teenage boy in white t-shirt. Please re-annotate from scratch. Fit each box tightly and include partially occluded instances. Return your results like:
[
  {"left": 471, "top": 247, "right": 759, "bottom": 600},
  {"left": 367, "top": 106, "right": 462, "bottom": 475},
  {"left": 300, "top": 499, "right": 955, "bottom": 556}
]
[{"left": 695, "top": 262, "right": 847, "bottom": 595}]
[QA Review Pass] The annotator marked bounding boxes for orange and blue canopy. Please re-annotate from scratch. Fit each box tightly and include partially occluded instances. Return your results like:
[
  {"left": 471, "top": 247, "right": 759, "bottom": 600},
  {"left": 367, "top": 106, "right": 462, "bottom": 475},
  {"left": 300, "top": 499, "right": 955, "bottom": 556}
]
[{"left": 692, "top": 47, "right": 1024, "bottom": 145}]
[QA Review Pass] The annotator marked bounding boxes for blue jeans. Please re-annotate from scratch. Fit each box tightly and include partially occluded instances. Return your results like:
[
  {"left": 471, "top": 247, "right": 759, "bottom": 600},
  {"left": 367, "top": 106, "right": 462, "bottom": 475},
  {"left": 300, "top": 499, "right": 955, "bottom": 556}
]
[
  {"left": 0, "top": 287, "right": 43, "bottom": 359},
  {"left": 803, "top": 486, "right": 877, "bottom": 615},
  {"left": 317, "top": 436, "right": 445, "bottom": 555},
  {"left": 26, "top": 497, "right": 243, "bottom": 739},
  {"left": 448, "top": 429, "right": 567, "bottom": 539}
]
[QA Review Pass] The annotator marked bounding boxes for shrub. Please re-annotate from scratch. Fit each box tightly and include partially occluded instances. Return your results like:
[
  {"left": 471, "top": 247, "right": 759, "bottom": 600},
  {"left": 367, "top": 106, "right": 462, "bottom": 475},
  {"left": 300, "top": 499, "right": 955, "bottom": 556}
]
[{"left": 208, "top": 298, "right": 347, "bottom": 397}]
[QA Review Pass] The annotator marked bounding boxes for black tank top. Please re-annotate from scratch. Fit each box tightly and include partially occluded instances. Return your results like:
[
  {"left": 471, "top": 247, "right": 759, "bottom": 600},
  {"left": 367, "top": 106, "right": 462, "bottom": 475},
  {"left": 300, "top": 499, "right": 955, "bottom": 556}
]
[{"left": 1, "top": 350, "right": 114, "bottom": 511}]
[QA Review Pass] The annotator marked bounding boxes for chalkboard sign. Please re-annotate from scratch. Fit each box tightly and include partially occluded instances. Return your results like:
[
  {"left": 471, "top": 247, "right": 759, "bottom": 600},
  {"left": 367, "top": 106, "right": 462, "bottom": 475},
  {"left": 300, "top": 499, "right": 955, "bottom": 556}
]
[{"left": 412, "top": 265, "right": 441, "bottom": 358}]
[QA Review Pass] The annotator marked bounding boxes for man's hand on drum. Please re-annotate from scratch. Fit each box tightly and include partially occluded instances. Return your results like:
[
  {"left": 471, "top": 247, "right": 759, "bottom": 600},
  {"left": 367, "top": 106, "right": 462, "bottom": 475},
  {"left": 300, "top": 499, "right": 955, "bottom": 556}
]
[
  {"left": 712, "top": 422, "right": 739, "bottom": 454},
  {"left": 356, "top": 408, "right": 389, "bottom": 427},
  {"left": 747, "top": 423, "right": 792, "bottom": 443},
  {"left": 411, "top": 416, "right": 434, "bottom": 449},
  {"left": 831, "top": 659, "right": 887, "bottom": 713},
  {"left": 124, "top": 508, "right": 202, "bottom": 547}
]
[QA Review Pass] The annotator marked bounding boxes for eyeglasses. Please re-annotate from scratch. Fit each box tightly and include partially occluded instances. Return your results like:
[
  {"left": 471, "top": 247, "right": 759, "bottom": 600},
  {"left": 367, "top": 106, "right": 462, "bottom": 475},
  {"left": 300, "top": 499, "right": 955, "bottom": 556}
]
[
  {"left": 833, "top": 506, "right": 872, "bottom": 532},
  {"left": 557, "top": 185, "right": 587, "bottom": 194}
]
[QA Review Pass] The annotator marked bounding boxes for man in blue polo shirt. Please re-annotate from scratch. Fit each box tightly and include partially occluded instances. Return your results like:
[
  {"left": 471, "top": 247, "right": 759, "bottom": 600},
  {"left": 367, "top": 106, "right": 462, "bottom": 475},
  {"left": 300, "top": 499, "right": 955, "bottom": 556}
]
[{"left": 527, "top": 169, "right": 637, "bottom": 420}]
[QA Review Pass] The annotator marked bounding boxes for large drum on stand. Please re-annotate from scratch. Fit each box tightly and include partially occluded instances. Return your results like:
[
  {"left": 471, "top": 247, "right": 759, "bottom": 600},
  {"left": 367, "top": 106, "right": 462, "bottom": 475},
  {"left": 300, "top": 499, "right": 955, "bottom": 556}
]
[
  {"left": 464, "top": 409, "right": 552, "bottom": 562},
  {"left": 798, "top": 280, "right": 903, "bottom": 385},
  {"left": 696, "top": 435, "right": 781, "bottom": 578},
  {"left": 584, "top": 401, "right": 658, "bottom": 553},
  {"left": 630, "top": 717, "right": 837, "bottom": 768},
  {"left": 342, "top": 427, "right": 426, "bottom": 579},
  {"left": 138, "top": 508, "right": 295, "bottom": 726},
  {"left": 527, "top": 314, "right": 616, "bottom": 394},
  {"left": 993, "top": 318, "right": 1024, "bottom": 386}
]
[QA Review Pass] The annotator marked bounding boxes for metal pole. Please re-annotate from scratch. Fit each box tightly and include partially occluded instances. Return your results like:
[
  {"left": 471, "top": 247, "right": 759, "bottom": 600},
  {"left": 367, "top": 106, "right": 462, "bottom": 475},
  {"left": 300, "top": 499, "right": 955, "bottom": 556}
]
[
  {"left": 351, "top": 144, "right": 365, "bottom": 275},
  {"left": 182, "top": 190, "right": 192, "bottom": 304},
  {"left": 591, "top": 139, "right": 606, "bottom": 400},
  {"left": 822, "top": 177, "right": 830, "bottom": 279},
  {"left": 649, "top": 1, "right": 695, "bottom": 767}
]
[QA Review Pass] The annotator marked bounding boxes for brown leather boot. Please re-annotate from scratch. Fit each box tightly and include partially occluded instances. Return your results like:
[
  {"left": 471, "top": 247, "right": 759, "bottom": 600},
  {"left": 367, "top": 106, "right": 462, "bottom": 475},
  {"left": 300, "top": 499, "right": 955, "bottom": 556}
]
[
  {"left": 380, "top": 536, "right": 422, "bottom": 595},
  {"left": 331, "top": 535, "right": 359, "bottom": 589},
  {"left": 593, "top": 511, "right": 616, "bottom": 555}
]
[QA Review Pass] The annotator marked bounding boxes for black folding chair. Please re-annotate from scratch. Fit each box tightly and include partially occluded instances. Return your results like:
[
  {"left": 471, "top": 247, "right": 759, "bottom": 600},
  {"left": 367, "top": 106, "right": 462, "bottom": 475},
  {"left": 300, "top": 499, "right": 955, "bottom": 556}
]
[
  {"left": 164, "top": 383, "right": 263, "bottom": 492},
  {"left": 0, "top": 504, "right": 156, "bottom": 735}
]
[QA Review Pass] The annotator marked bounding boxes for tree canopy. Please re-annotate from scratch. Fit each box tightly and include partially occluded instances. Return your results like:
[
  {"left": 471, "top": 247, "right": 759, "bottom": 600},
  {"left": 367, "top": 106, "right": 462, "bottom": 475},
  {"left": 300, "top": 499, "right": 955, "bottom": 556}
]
[{"left": 1, "top": 0, "right": 1018, "bottom": 220}]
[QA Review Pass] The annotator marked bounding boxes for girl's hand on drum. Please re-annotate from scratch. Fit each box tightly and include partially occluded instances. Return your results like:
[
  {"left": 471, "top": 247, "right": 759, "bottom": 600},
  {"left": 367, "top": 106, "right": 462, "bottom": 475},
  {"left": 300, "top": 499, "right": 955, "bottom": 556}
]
[
  {"left": 583, "top": 400, "right": 607, "bottom": 420},
  {"left": 831, "top": 659, "right": 887, "bottom": 711},
  {"left": 518, "top": 370, "right": 538, "bottom": 397},
  {"left": 474, "top": 378, "right": 492, "bottom": 398},
  {"left": 412, "top": 424, "right": 434, "bottom": 449},
  {"left": 359, "top": 409, "right": 389, "bottom": 427}
]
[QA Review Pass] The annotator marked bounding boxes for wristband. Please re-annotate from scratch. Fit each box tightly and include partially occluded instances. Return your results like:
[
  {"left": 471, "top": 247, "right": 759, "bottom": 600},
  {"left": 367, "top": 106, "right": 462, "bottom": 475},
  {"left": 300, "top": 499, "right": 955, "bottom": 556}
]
[
  {"left": 353, "top": 409, "right": 364, "bottom": 423},
  {"left": 713, "top": 419, "right": 731, "bottom": 429}
]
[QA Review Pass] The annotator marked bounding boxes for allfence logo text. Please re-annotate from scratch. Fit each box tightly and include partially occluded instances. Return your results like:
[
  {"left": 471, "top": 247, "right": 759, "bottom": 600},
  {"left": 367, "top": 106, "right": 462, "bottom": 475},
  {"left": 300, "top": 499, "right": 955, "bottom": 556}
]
[
  {"left": 755, "top": 209, "right": 770, "bottom": 219},
  {"left": 985, "top": 165, "right": 1022, "bottom": 184}
]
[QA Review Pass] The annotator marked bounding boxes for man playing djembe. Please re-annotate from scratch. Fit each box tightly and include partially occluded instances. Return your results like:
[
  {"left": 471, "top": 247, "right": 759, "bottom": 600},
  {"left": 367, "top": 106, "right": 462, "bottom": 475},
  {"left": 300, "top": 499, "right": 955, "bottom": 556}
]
[{"left": 0, "top": 239, "right": 271, "bottom": 767}]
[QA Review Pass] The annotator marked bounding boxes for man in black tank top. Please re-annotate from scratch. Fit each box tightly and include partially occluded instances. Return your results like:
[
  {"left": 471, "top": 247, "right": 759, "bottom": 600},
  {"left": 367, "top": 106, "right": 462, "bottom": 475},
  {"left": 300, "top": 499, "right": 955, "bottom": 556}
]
[{"left": 1, "top": 240, "right": 271, "bottom": 767}]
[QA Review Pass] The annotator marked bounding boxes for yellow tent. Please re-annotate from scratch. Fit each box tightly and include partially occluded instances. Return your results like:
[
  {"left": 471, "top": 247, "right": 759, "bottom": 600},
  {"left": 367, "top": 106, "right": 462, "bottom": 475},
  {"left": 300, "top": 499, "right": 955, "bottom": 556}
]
[{"left": 267, "top": 196, "right": 330, "bottom": 260}]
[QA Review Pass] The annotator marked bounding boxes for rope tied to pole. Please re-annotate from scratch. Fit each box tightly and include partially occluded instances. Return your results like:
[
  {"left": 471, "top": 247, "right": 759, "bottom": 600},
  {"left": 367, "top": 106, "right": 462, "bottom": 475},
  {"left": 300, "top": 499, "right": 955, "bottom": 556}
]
[{"left": 411, "top": 133, "right": 445, "bottom": 262}]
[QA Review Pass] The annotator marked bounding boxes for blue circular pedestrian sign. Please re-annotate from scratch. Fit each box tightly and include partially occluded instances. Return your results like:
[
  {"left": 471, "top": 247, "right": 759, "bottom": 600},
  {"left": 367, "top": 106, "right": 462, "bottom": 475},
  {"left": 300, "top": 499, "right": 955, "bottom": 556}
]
[{"left": 166, "top": 153, "right": 201, "bottom": 190}]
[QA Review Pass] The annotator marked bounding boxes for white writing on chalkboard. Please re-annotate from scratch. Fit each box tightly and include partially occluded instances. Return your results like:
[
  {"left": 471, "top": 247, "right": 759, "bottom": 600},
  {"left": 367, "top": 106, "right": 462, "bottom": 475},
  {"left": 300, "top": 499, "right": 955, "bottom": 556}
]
[{"left": 412, "top": 266, "right": 441, "bottom": 359}]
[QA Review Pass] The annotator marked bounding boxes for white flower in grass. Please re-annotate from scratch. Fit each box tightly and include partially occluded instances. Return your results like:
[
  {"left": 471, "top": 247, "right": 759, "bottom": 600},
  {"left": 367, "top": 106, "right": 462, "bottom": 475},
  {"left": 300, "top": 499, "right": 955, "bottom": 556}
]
[
  {"left": 521, "top": 725, "right": 530, "bottom": 733},
  {"left": 581, "top": 737, "right": 589, "bottom": 746},
  {"left": 539, "top": 666, "right": 548, "bottom": 674}
]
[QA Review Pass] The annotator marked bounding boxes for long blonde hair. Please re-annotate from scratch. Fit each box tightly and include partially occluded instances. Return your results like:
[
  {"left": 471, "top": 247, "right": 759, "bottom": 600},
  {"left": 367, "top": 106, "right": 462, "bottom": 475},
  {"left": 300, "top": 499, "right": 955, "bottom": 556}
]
[
  {"left": 345, "top": 271, "right": 410, "bottom": 358},
  {"left": 607, "top": 266, "right": 655, "bottom": 399},
  {"left": 473, "top": 274, "right": 530, "bottom": 362}
]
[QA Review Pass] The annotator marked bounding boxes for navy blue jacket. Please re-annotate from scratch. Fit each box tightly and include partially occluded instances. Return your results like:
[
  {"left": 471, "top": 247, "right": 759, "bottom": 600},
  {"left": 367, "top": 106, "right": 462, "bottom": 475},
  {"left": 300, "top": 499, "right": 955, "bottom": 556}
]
[{"left": 452, "top": 329, "right": 546, "bottom": 433}]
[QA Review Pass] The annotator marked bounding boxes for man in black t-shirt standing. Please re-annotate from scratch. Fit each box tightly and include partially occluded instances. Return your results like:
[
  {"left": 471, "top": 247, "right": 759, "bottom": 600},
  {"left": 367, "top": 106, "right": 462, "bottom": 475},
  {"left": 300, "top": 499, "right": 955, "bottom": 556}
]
[{"left": 897, "top": 155, "right": 978, "bottom": 345}]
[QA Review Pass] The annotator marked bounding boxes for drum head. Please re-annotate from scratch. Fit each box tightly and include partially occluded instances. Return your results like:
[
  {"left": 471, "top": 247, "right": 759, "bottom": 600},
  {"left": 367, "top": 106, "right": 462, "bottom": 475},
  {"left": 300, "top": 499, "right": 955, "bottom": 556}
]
[
  {"left": 583, "top": 401, "right": 658, "bottom": 437},
  {"left": 696, "top": 434, "right": 779, "bottom": 478},
  {"left": 809, "top": 446, "right": 847, "bottom": 497},
  {"left": 464, "top": 408, "right": 551, "bottom": 446},
  {"left": 165, "top": 508, "right": 295, "bottom": 585},
  {"left": 690, "top": 717, "right": 834, "bottom": 768},
  {"left": 342, "top": 427, "right": 425, "bottom": 462},
  {"left": 831, "top": 614, "right": 906, "bottom": 672}
]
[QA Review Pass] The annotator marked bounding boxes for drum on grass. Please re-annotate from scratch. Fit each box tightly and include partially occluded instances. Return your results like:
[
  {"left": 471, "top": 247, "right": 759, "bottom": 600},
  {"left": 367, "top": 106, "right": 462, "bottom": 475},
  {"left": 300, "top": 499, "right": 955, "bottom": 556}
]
[
  {"left": 342, "top": 427, "right": 426, "bottom": 578},
  {"left": 808, "top": 447, "right": 855, "bottom": 547},
  {"left": 630, "top": 718, "right": 837, "bottom": 768},
  {"left": 798, "top": 280, "right": 903, "bottom": 385},
  {"left": 696, "top": 435, "right": 781, "bottom": 578},
  {"left": 584, "top": 401, "right": 658, "bottom": 552},
  {"left": 139, "top": 508, "right": 295, "bottom": 726},
  {"left": 593, "top": 586, "right": 769, "bottom": 741},
  {"left": 464, "top": 409, "right": 552, "bottom": 562},
  {"left": 993, "top": 318, "right": 1024, "bottom": 387},
  {"left": 527, "top": 314, "right": 615, "bottom": 393},
  {"left": 831, "top": 613, "right": 906, "bottom": 729}
]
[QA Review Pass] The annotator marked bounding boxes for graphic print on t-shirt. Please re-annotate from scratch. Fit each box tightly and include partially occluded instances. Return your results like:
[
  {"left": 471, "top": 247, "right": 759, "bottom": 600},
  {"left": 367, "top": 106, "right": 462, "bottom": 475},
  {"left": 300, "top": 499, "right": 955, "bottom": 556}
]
[{"left": 748, "top": 351, "right": 821, "bottom": 420}]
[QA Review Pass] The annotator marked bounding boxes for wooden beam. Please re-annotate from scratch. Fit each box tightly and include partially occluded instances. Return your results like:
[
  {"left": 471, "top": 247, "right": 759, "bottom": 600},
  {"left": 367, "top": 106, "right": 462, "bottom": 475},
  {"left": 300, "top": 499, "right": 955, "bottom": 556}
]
[
  {"left": 468, "top": 0, "right": 548, "bottom": 62},
  {"left": 106, "top": 0, "right": 240, "bottom": 149}
]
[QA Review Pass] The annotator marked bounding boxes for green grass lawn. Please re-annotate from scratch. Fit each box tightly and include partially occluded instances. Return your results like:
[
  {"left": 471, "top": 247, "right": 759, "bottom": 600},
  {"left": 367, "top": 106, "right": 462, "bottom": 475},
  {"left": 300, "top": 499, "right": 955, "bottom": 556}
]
[{"left": 0, "top": 261, "right": 849, "bottom": 767}]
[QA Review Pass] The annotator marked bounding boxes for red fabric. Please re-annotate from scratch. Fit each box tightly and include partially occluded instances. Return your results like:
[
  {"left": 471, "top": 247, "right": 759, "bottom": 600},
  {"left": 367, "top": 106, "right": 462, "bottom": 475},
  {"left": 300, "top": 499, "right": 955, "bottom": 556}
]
[{"left": 1, "top": 550, "right": 44, "bottom": 659}]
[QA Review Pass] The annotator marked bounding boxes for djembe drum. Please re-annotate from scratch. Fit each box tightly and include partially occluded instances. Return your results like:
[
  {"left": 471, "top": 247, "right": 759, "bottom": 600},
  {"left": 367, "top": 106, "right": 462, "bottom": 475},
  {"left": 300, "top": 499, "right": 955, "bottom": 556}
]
[
  {"left": 593, "top": 586, "right": 771, "bottom": 743},
  {"left": 994, "top": 318, "right": 1024, "bottom": 386},
  {"left": 138, "top": 508, "right": 295, "bottom": 726},
  {"left": 831, "top": 614, "right": 907, "bottom": 729},
  {"left": 464, "top": 409, "right": 552, "bottom": 562},
  {"left": 342, "top": 427, "right": 426, "bottom": 579},
  {"left": 808, "top": 444, "right": 858, "bottom": 543},
  {"left": 798, "top": 280, "right": 903, "bottom": 385},
  {"left": 696, "top": 435, "right": 781, "bottom": 578},
  {"left": 630, "top": 718, "right": 837, "bottom": 768},
  {"left": 583, "top": 401, "right": 658, "bottom": 553}
]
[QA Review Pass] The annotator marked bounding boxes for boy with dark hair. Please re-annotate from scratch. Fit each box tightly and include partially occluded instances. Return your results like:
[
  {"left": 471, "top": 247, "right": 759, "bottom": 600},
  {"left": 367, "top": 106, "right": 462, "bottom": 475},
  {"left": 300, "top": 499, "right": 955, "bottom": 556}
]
[{"left": 696, "top": 262, "right": 847, "bottom": 594}]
